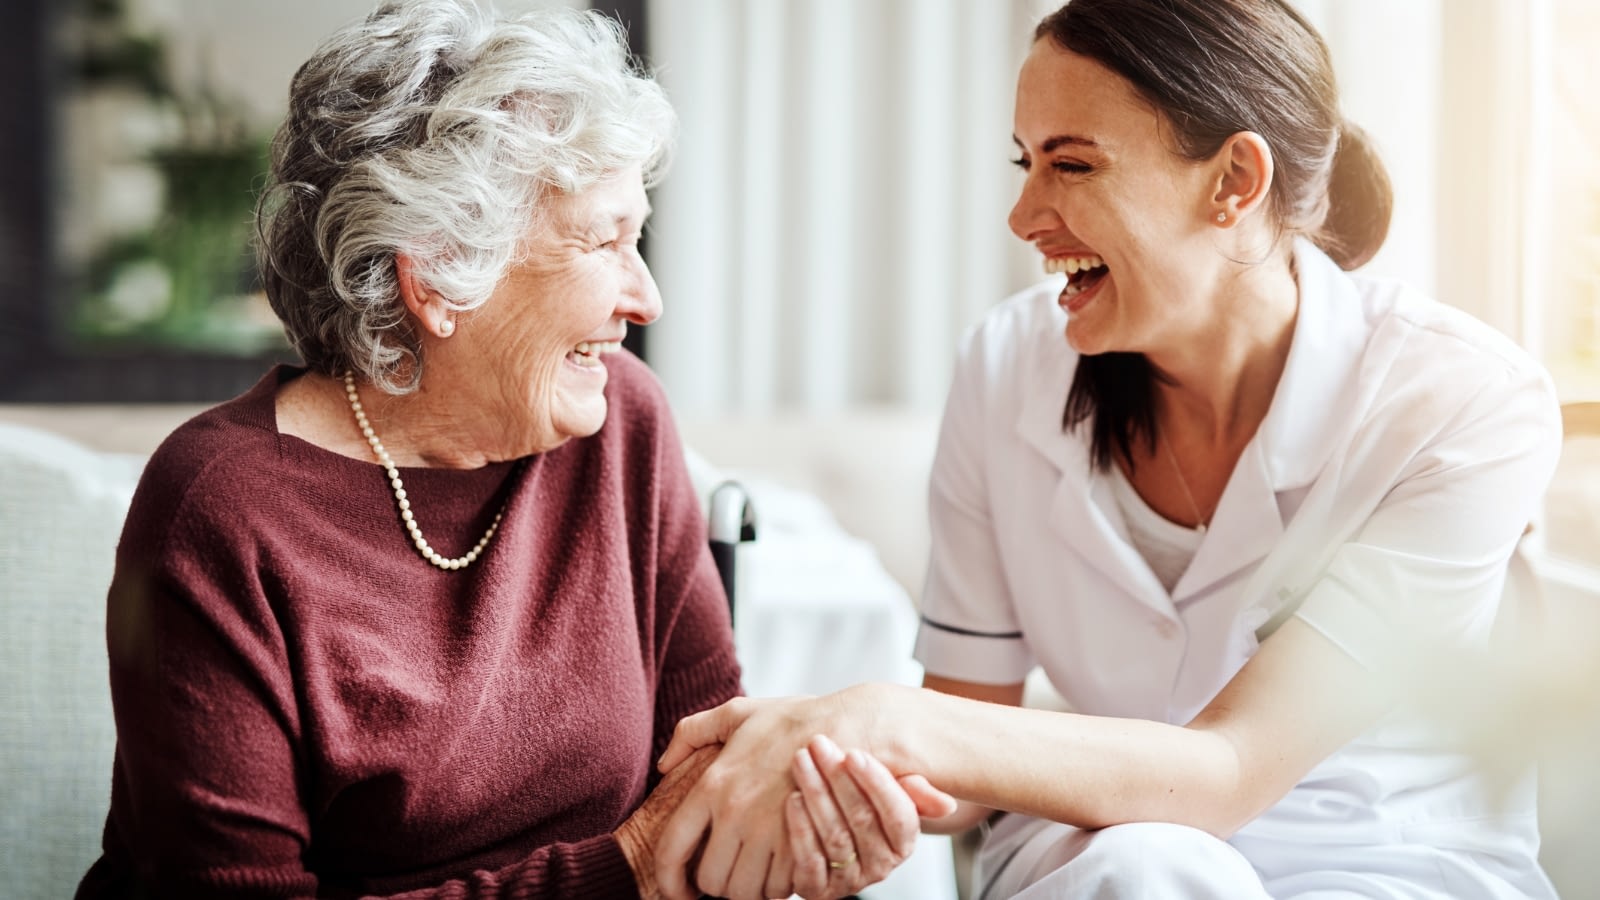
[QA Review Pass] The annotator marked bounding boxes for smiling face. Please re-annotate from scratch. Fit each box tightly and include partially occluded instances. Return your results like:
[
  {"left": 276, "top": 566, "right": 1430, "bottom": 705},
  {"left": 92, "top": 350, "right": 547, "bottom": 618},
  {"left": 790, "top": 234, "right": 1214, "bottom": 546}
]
[
  {"left": 1009, "top": 39, "right": 1229, "bottom": 357},
  {"left": 452, "top": 166, "right": 660, "bottom": 452}
]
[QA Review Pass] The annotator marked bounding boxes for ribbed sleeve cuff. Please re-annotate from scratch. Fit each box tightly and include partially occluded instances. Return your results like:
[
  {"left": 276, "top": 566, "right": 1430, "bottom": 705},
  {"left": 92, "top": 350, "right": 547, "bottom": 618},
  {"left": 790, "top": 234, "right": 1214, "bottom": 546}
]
[{"left": 537, "top": 833, "right": 641, "bottom": 900}]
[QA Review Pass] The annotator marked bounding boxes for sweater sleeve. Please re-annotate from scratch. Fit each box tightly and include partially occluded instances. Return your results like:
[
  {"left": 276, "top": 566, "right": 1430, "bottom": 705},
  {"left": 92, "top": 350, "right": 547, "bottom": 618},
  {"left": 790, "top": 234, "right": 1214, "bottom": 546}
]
[
  {"left": 86, "top": 459, "right": 644, "bottom": 900},
  {"left": 623, "top": 362, "right": 744, "bottom": 766},
  {"left": 648, "top": 504, "right": 744, "bottom": 767}
]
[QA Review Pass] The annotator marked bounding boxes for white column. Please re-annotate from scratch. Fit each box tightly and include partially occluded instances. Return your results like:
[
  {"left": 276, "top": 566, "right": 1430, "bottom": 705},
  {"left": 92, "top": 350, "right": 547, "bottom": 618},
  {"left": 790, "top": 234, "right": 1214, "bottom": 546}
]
[
  {"left": 648, "top": 0, "right": 738, "bottom": 415},
  {"left": 1436, "top": 0, "right": 1536, "bottom": 339}
]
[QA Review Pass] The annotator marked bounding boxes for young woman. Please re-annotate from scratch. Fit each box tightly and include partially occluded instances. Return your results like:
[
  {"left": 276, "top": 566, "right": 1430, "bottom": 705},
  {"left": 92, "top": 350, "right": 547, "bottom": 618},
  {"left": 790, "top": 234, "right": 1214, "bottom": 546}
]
[{"left": 653, "top": 1, "right": 1561, "bottom": 897}]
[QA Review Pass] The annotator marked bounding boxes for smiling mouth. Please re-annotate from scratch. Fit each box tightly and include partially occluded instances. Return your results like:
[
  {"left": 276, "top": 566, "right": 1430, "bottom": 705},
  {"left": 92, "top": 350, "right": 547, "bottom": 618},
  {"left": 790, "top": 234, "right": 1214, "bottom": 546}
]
[
  {"left": 570, "top": 340, "right": 622, "bottom": 368},
  {"left": 1044, "top": 254, "right": 1107, "bottom": 300}
]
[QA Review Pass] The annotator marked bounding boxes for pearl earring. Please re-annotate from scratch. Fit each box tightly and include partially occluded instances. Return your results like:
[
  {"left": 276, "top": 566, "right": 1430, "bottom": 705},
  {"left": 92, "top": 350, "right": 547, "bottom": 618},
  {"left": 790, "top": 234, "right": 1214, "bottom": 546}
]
[
  {"left": 1216, "top": 212, "right": 1228, "bottom": 224},
  {"left": 439, "top": 319, "right": 455, "bottom": 336}
]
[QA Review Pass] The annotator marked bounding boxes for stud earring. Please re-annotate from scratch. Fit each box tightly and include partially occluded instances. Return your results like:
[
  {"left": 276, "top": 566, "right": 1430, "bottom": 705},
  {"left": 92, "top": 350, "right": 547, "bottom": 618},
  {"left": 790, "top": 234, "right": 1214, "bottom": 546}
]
[
  {"left": 439, "top": 319, "right": 455, "bottom": 336},
  {"left": 1216, "top": 212, "right": 1228, "bottom": 224}
]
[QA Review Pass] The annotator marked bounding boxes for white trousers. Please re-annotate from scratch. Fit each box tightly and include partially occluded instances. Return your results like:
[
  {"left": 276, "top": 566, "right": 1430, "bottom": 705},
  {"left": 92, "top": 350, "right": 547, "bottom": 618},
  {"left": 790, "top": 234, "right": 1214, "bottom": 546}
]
[
  {"left": 972, "top": 813, "right": 1558, "bottom": 899},
  {"left": 974, "top": 815, "right": 1270, "bottom": 900}
]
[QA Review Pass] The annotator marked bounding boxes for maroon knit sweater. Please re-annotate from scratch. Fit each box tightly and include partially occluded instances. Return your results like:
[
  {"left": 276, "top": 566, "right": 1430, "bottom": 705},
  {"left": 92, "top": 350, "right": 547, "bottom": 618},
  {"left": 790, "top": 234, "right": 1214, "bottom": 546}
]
[{"left": 77, "top": 355, "right": 742, "bottom": 899}]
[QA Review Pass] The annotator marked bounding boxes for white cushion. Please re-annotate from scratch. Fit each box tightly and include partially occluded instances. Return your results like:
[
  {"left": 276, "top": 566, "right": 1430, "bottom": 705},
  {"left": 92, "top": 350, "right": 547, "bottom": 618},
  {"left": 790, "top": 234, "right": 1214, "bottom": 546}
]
[{"left": 0, "top": 424, "right": 141, "bottom": 896}]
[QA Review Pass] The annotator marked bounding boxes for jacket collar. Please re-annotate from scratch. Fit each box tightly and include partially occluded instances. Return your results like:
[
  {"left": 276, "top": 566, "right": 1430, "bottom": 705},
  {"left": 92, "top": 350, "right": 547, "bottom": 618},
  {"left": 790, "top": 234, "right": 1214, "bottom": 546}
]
[{"left": 1257, "top": 239, "right": 1371, "bottom": 492}]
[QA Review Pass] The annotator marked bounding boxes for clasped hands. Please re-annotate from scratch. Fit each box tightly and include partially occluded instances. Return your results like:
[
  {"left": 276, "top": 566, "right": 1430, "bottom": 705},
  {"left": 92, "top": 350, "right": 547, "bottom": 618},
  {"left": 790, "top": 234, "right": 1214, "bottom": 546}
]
[{"left": 653, "top": 686, "right": 953, "bottom": 900}]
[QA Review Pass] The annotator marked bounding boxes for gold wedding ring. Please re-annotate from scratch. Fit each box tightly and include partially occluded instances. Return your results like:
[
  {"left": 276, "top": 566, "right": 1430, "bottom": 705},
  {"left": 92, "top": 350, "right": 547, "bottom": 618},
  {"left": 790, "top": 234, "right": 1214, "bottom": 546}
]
[{"left": 827, "top": 852, "right": 858, "bottom": 870}]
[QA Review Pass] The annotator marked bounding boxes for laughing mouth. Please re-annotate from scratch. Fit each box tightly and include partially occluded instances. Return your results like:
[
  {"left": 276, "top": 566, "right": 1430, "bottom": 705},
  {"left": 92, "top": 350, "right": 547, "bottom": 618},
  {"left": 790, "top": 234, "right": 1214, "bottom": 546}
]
[
  {"left": 571, "top": 340, "right": 622, "bottom": 367},
  {"left": 1044, "top": 254, "right": 1107, "bottom": 300}
]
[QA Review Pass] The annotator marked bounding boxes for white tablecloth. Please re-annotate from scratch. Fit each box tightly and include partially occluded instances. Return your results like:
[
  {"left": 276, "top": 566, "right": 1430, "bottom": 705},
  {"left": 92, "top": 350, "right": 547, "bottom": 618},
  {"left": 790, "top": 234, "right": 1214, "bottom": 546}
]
[{"left": 726, "top": 476, "right": 957, "bottom": 900}]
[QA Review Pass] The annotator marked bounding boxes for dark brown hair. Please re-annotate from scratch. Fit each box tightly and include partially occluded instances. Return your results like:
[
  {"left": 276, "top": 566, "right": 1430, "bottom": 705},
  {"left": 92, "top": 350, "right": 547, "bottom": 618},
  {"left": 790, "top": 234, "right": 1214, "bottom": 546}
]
[{"left": 1036, "top": 0, "right": 1393, "bottom": 470}]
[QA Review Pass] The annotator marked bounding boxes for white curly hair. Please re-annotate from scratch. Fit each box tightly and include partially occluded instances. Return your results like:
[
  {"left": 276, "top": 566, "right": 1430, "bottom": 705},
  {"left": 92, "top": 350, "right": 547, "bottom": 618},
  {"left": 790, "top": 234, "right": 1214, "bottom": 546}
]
[{"left": 256, "top": 0, "right": 675, "bottom": 393}]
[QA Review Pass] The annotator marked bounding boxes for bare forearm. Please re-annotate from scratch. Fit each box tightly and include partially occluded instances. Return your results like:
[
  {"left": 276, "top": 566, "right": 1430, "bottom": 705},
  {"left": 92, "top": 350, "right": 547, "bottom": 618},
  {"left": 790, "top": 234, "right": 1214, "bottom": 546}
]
[
  {"left": 877, "top": 624, "right": 1391, "bottom": 839},
  {"left": 884, "top": 688, "right": 1251, "bottom": 836},
  {"left": 920, "top": 799, "right": 996, "bottom": 835}
]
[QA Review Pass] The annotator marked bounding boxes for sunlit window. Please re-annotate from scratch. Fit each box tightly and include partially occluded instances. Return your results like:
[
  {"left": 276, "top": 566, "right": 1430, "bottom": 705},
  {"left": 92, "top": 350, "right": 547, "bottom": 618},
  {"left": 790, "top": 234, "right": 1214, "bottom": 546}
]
[
  {"left": 1537, "top": 0, "right": 1600, "bottom": 571},
  {"left": 1540, "top": 0, "right": 1600, "bottom": 401}
]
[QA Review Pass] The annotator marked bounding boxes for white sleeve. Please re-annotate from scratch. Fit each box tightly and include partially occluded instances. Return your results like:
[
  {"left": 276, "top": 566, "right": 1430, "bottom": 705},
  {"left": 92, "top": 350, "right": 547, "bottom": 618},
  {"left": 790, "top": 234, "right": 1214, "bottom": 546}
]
[
  {"left": 1294, "top": 361, "right": 1562, "bottom": 668},
  {"left": 913, "top": 326, "right": 1036, "bottom": 684}
]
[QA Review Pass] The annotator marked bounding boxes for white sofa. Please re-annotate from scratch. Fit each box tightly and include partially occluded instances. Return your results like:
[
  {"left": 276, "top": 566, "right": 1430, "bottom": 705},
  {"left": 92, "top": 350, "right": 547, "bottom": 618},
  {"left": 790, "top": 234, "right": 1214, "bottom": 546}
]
[
  {"left": 3, "top": 403, "right": 1597, "bottom": 899},
  {"left": 0, "top": 421, "right": 143, "bottom": 899}
]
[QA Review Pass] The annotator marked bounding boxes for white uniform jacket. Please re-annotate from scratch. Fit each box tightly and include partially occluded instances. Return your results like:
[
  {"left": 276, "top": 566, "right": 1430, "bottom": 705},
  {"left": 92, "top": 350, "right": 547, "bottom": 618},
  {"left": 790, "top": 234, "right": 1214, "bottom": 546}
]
[{"left": 913, "top": 240, "right": 1562, "bottom": 893}]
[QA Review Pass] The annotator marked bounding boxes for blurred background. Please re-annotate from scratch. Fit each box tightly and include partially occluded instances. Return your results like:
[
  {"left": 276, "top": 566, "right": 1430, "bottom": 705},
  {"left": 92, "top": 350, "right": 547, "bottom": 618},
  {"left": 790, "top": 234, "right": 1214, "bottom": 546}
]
[
  {"left": 6, "top": 0, "right": 1596, "bottom": 556},
  {"left": 1, "top": 0, "right": 1594, "bottom": 413}
]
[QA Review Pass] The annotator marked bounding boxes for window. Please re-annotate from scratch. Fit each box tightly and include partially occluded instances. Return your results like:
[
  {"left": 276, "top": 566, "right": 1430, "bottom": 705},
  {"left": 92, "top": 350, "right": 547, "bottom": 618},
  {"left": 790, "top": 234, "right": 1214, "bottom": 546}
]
[
  {"left": 1535, "top": 0, "right": 1600, "bottom": 575},
  {"left": 1, "top": 0, "right": 610, "bottom": 404},
  {"left": 57, "top": 0, "right": 284, "bottom": 360},
  {"left": 1537, "top": 0, "right": 1600, "bottom": 401}
]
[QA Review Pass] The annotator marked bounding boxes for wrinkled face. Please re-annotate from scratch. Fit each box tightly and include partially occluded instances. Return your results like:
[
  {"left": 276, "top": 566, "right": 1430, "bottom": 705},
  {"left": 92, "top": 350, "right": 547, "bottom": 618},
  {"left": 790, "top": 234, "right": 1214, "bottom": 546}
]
[
  {"left": 461, "top": 166, "right": 660, "bottom": 450},
  {"left": 1009, "top": 40, "right": 1223, "bottom": 356}
]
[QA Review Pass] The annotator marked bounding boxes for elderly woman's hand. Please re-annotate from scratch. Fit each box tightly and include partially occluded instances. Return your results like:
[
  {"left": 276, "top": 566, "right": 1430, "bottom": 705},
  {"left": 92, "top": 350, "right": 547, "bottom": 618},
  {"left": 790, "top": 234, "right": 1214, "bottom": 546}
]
[
  {"left": 784, "top": 734, "right": 956, "bottom": 900},
  {"left": 616, "top": 745, "right": 720, "bottom": 900},
  {"left": 653, "top": 689, "right": 954, "bottom": 900}
]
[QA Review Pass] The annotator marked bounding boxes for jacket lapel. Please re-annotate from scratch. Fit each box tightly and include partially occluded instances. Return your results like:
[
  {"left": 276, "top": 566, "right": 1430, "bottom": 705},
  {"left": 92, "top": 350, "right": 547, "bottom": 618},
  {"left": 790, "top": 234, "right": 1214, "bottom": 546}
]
[
  {"left": 1015, "top": 327, "right": 1174, "bottom": 613},
  {"left": 1171, "top": 439, "right": 1284, "bottom": 604}
]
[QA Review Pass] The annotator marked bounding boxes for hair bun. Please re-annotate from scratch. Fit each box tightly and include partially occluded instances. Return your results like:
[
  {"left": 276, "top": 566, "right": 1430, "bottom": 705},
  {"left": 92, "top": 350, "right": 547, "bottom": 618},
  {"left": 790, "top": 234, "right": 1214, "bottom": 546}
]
[{"left": 1318, "top": 120, "right": 1393, "bottom": 270}]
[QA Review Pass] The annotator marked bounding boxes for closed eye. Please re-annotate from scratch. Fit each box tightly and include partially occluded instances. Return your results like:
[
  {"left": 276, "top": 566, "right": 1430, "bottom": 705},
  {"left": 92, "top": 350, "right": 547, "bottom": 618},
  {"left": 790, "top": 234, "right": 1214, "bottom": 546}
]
[
  {"left": 596, "top": 232, "right": 640, "bottom": 251},
  {"left": 1008, "top": 157, "right": 1092, "bottom": 175}
]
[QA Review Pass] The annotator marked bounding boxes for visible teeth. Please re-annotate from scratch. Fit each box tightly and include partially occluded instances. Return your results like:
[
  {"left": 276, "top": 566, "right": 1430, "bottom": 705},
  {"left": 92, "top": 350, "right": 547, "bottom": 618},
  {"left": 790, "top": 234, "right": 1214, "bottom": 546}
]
[
  {"left": 1043, "top": 254, "right": 1105, "bottom": 276},
  {"left": 572, "top": 341, "right": 621, "bottom": 365}
]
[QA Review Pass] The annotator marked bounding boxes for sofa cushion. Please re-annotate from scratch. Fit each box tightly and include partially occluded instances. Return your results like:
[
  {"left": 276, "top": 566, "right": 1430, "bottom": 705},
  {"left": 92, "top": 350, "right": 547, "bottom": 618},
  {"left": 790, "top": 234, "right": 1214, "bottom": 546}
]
[{"left": 0, "top": 425, "right": 141, "bottom": 897}]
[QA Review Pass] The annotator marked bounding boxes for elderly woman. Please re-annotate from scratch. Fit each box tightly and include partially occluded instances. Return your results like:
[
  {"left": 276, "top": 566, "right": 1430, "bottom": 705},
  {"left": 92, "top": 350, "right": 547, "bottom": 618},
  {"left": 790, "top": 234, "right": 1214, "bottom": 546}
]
[
  {"left": 74, "top": 3, "right": 948, "bottom": 898},
  {"left": 654, "top": 1, "right": 1562, "bottom": 898}
]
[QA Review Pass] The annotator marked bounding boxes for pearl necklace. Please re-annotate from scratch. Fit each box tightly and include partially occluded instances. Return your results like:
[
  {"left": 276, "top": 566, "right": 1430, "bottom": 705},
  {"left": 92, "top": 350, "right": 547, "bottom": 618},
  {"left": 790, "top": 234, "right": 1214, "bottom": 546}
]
[{"left": 343, "top": 371, "right": 505, "bottom": 570}]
